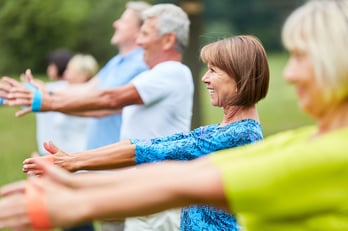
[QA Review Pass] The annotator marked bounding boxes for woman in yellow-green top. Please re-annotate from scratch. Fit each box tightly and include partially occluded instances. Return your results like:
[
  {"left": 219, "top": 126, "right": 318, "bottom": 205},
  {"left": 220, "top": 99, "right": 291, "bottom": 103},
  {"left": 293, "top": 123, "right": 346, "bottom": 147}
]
[
  {"left": 0, "top": 0, "right": 348, "bottom": 230},
  {"left": 212, "top": 125, "right": 348, "bottom": 230}
]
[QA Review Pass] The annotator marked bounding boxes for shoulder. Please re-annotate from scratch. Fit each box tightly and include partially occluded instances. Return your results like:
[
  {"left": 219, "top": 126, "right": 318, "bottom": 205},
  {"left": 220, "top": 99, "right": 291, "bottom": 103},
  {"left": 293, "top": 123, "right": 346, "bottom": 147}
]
[
  {"left": 154, "top": 61, "right": 191, "bottom": 75},
  {"left": 226, "top": 119, "right": 262, "bottom": 134},
  {"left": 223, "top": 119, "right": 263, "bottom": 143}
]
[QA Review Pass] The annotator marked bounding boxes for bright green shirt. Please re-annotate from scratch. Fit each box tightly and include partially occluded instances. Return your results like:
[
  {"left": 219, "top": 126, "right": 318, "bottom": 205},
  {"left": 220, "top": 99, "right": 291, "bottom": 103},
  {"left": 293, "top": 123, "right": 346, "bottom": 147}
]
[{"left": 210, "top": 126, "right": 348, "bottom": 231}]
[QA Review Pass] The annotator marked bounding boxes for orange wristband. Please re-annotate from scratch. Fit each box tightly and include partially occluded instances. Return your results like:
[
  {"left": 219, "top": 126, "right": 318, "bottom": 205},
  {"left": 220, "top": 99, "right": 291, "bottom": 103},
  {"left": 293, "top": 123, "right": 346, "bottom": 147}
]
[{"left": 25, "top": 181, "right": 52, "bottom": 230}]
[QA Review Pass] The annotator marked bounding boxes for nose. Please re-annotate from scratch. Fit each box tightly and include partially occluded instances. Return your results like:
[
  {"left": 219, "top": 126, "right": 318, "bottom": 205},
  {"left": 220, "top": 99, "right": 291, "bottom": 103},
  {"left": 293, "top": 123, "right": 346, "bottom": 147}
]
[
  {"left": 136, "top": 34, "right": 143, "bottom": 47},
  {"left": 113, "top": 19, "right": 119, "bottom": 29},
  {"left": 201, "top": 71, "right": 209, "bottom": 83},
  {"left": 283, "top": 58, "right": 296, "bottom": 84}
]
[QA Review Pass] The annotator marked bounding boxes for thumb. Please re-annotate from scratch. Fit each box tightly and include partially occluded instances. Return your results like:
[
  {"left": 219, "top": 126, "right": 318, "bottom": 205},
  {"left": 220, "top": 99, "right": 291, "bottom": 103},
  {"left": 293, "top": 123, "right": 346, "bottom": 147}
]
[
  {"left": 43, "top": 141, "right": 59, "bottom": 154},
  {"left": 25, "top": 69, "right": 34, "bottom": 83}
]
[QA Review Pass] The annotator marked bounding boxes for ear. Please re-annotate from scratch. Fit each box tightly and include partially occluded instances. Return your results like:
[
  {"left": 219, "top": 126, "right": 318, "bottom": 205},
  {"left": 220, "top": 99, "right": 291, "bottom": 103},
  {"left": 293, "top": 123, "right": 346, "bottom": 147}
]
[{"left": 162, "top": 33, "right": 177, "bottom": 51}]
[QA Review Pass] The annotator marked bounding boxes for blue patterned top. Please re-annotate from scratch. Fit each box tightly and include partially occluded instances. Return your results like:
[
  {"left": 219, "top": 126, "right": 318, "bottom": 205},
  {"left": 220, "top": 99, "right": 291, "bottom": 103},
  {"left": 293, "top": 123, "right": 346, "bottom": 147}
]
[{"left": 130, "top": 119, "right": 263, "bottom": 231}]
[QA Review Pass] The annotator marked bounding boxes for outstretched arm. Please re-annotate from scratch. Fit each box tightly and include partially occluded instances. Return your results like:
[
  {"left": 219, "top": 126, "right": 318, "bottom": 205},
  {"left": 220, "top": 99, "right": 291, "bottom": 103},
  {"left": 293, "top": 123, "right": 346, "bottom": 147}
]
[
  {"left": 0, "top": 157, "right": 229, "bottom": 230},
  {"left": 4, "top": 70, "right": 144, "bottom": 116},
  {"left": 23, "top": 140, "right": 136, "bottom": 173}
]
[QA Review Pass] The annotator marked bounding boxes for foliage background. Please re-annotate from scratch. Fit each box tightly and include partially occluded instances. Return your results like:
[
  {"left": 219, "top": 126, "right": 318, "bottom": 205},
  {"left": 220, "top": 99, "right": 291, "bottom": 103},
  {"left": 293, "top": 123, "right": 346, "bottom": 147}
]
[
  {"left": 0, "top": 0, "right": 314, "bottom": 184},
  {"left": 0, "top": 0, "right": 304, "bottom": 74}
]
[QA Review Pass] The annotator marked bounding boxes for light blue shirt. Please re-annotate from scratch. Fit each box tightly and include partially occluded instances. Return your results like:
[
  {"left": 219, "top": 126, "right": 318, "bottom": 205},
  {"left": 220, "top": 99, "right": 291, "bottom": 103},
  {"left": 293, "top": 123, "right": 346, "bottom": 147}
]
[{"left": 86, "top": 48, "right": 147, "bottom": 149}]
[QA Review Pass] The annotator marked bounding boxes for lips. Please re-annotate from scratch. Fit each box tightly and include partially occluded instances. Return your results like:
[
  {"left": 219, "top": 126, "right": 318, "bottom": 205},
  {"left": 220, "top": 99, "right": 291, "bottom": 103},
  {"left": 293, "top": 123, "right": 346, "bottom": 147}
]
[{"left": 207, "top": 88, "right": 215, "bottom": 94}]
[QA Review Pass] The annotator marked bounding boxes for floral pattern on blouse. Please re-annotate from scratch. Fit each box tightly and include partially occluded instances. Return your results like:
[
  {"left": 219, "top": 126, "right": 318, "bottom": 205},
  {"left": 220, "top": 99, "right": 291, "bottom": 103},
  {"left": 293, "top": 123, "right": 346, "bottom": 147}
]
[{"left": 130, "top": 119, "right": 263, "bottom": 231}]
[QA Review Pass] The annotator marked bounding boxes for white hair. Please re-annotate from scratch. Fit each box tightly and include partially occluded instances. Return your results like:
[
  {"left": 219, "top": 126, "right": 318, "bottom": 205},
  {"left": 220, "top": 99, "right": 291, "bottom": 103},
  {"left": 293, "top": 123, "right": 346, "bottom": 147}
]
[
  {"left": 126, "top": 1, "right": 151, "bottom": 26},
  {"left": 142, "top": 4, "right": 190, "bottom": 53},
  {"left": 282, "top": 0, "right": 348, "bottom": 102}
]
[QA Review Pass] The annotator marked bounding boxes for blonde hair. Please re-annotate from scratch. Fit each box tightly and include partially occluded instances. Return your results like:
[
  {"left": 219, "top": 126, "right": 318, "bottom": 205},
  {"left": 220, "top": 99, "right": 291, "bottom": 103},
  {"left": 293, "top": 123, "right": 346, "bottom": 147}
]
[
  {"left": 282, "top": 0, "right": 348, "bottom": 102},
  {"left": 67, "top": 54, "right": 99, "bottom": 80}
]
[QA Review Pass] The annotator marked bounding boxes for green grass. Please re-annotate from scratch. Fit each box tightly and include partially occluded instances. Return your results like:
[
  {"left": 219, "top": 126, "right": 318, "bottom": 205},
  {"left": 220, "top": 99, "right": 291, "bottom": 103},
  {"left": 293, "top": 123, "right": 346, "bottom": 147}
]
[
  {"left": 0, "top": 107, "right": 36, "bottom": 184},
  {"left": 0, "top": 52, "right": 314, "bottom": 186}
]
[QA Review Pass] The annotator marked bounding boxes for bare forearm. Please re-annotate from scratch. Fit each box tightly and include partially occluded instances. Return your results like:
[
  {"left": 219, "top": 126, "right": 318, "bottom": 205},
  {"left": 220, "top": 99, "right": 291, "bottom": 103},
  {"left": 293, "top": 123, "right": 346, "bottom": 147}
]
[
  {"left": 65, "top": 109, "right": 122, "bottom": 118},
  {"left": 78, "top": 158, "right": 229, "bottom": 220},
  {"left": 43, "top": 84, "right": 142, "bottom": 113},
  {"left": 46, "top": 91, "right": 114, "bottom": 113},
  {"left": 69, "top": 140, "right": 136, "bottom": 171}
]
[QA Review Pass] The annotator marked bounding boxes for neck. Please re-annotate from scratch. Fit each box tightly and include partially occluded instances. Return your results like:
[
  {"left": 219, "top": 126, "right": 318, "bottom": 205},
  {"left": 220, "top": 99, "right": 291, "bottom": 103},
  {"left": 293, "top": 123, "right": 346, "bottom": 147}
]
[
  {"left": 118, "top": 42, "right": 139, "bottom": 56},
  {"left": 220, "top": 105, "right": 259, "bottom": 127},
  {"left": 147, "top": 50, "right": 182, "bottom": 69},
  {"left": 317, "top": 100, "right": 348, "bottom": 135}
]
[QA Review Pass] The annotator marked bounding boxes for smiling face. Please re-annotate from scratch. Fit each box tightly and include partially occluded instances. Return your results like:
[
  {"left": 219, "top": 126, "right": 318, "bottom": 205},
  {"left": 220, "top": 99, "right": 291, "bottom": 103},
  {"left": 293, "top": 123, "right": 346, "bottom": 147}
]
[
  {"left": 283, "top": 50, "right": 328, "bottom": 118},
  {"left": 201, "top": 64, "right": 238, "bottom": 108}
]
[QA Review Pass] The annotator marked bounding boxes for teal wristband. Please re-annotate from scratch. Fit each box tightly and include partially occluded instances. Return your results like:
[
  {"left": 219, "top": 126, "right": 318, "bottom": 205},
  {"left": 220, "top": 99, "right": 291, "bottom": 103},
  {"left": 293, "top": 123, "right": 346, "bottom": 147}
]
[{"left": 25, "top": 84, "right": 42, "bottom": 112}]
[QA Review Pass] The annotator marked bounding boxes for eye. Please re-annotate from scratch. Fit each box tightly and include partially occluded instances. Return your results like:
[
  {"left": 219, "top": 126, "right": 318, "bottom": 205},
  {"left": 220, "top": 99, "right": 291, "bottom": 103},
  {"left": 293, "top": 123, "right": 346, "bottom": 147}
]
[{"left": 208, "top": 67, "right": 216, "bottom": 73}]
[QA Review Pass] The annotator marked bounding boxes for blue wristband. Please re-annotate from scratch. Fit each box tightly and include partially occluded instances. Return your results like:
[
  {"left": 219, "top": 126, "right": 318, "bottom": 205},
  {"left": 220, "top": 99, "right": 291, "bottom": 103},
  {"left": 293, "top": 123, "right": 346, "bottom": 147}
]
[
  {"left": 25, "top": 83, "right": 42, "bottom": 112},
  {"left": 0, "top": 97, "right": 4, "bottom": 105}
]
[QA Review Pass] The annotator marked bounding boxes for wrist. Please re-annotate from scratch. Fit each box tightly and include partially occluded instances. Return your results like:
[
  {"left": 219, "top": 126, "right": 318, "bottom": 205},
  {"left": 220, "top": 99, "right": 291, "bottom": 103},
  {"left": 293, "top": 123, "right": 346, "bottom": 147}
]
[{"left": 68, "top": 154, "right": 82, "bottom": 172}]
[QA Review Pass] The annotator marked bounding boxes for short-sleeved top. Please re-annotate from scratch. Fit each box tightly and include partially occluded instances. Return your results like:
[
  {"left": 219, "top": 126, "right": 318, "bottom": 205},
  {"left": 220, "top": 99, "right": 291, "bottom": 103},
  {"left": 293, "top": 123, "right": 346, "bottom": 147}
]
[
  {"left": 120, "top": 61, "right": 194, "bottom": 140},
  {"left": 131, "top": 119, "right": 263, "bottom": 230},
  {"left": 211, "top": 126, "right": 348, "bottom": 231},
  {"left": 86, "top": 48, "right": 147, "bottom": 149}
]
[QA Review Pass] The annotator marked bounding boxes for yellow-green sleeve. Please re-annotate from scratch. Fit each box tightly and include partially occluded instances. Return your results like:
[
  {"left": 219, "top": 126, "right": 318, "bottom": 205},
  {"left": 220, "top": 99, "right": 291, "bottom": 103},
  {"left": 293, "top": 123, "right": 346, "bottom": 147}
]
[{"left": 210, "top": 126, "right": 348, "bottom": 220}]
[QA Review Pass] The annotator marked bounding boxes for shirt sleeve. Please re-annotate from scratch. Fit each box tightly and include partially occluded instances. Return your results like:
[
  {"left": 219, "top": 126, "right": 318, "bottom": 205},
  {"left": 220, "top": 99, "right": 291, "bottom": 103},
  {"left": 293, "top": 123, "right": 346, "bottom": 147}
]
[
  {"left": 210, "top": 127, "right": 347, "bottom": 219},
  {"left": 135, "top": 121, "right": 263, "bottom": 164}
]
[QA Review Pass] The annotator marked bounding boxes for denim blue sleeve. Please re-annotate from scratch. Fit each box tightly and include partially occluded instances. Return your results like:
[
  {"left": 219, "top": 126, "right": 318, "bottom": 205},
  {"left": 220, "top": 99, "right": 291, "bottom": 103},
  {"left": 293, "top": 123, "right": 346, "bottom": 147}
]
[{"left": 135, "top": 120, "right": 263, "bottom": 165}]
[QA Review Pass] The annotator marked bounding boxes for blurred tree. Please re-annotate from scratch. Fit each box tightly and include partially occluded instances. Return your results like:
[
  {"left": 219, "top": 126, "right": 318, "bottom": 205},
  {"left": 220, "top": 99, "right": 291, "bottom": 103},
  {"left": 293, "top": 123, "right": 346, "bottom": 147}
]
[
  {"left": 203, "top": 0, "right": 305, "bottom": 51},
  {"left": 179, "top": 0, "right": 204, "bottom": 128},
  {"left": 0, "top": 0, "right": 91, "bottom": 74},
  {"left": 74, "top": 0, "right": 127, "bottom": 67}
]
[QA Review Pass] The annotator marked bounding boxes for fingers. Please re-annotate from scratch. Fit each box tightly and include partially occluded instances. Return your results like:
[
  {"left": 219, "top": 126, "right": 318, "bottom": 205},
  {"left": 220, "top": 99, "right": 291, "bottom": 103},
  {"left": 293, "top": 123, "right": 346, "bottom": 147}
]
[
  {"left": 0, "top": 193, "right": 30, "bottom": 231},
  {"left": 44, "top": 141, "right": 59, "bottom": 154},
  {"left": 22, "top": 162, "right": 41, "bottom": 174},
  {"left": 0, "top": 181, "right": 27, "bottom": 197},
  {"left": 25, "top": 69, "right": 34, "bottom": 83},
  {"left": 1, "top": 76, "right": 22, "bottom": 88},
  {"left": 5, "top": 89, "right": 33, "bottom": 108},
  {"left": 22, "top": 156, "right": 46, "bottom": 174},
  {"left": 22, "top": 157, "right": 52, "bottom": 176},
  {"left": 0, "top": 77, "right": 21, "bottom": 96},
  {"left": 15, "top": 107, "right": 32, "bottom": 117},
  {"left": 33, "top": 158, "right": 74, "bottom": 188}
]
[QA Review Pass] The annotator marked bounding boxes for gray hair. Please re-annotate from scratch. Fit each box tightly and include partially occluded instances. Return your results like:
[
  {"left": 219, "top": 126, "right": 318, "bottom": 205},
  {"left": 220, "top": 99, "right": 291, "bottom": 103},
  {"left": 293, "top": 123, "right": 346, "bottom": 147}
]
[
  {"left": 126, "top": 1, "right": 151, "bottom": 26},
  {"left": 282, "top": 0, "right": 348, "bottom": 103},
  {"left": 142, "top": 4, "right": 190, "bottom": 53}
]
